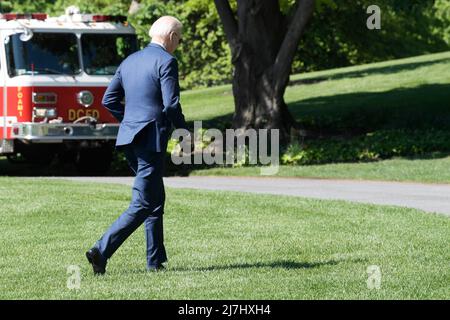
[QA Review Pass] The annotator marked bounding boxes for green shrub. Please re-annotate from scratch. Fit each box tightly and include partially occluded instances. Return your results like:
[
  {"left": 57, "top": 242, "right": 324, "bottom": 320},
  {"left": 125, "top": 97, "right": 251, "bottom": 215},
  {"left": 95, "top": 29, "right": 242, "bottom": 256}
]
[
  {"left": 280, "top": 129, "right": 450, "bottom": 165},
  {"left": 110, "top": 129, "right": 450, "bottom": 172}
]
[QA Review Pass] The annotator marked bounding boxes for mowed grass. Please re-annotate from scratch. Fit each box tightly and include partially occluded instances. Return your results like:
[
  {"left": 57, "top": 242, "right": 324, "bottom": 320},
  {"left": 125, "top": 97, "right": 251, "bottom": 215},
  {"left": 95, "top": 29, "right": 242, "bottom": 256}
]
[
  {"left": 190, "top": 156, "right": 450, "bottom": 183},
  {"left": 285, "top": 51, "right": 450, "bottom": 129},
  {"left": 0, "top": 178, "right": 448, "bottom": 299},
  {"left": 181, "top": 51, "right": 450, "bottom": 126},
  {"left": 180, "top": 51, "right": 450, "bottom": 182}
]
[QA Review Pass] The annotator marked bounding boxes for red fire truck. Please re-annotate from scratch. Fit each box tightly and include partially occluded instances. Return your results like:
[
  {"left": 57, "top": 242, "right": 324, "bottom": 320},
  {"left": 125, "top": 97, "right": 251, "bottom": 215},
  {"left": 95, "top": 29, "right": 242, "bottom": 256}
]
[{"left": 0, "top": 7, "right": 137, "bottom": 173}]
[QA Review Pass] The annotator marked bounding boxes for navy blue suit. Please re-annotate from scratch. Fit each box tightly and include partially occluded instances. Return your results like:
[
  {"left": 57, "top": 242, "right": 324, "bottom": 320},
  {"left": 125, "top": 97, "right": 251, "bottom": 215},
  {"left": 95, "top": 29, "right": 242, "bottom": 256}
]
[{"left": 94, "top": 43, "right": 187, "bottom": 269}]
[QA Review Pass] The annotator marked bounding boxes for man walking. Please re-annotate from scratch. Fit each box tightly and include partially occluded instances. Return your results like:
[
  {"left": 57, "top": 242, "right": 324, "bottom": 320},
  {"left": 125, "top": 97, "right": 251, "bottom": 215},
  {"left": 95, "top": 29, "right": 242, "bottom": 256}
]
[{"left": 86, "top": 16, "right": 187, "bottom": 274}]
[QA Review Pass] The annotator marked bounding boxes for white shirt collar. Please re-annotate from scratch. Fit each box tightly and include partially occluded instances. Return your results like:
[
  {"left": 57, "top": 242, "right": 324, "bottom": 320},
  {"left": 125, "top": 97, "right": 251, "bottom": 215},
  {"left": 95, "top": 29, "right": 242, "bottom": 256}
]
[{"left": 151, "top": 40, "right": 166, "bottom": 51}]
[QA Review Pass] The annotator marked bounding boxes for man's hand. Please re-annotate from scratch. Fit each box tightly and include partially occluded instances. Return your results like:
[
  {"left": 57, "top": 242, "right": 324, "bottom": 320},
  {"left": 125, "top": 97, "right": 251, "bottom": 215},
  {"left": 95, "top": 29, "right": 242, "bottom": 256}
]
[{"left": 183, "top": 131, "right": 196, "bottom": 154}]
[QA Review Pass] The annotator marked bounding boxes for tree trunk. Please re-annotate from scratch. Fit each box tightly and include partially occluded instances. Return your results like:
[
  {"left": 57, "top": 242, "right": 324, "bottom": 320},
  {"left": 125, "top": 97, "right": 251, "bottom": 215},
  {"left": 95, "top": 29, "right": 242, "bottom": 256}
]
[
  {"left": 232, "top": 48, "right": 296, "bottom": 141},
  {"left": 231, "top": 0, "right": 294, "bottom": 141},
  {"left": 214, "top": 0, "right": 315, "bottom": 142},
  {"left": 128, "top": 0, "right": 141, "bottom": 15}
]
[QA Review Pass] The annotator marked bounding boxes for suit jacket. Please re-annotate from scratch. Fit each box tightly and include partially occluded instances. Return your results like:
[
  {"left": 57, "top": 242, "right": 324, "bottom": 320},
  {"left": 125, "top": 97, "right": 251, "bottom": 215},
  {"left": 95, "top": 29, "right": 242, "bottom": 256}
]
[{"left": 102, "top": 43, "right": 187, "bottom": 152}]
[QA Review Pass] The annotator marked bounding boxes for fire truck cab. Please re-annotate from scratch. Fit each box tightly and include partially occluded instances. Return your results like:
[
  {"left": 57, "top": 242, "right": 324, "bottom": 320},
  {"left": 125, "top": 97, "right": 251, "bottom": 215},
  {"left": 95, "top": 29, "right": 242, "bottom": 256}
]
[{"left": 0, "top": 7, "right": 137, "bottom": 173}]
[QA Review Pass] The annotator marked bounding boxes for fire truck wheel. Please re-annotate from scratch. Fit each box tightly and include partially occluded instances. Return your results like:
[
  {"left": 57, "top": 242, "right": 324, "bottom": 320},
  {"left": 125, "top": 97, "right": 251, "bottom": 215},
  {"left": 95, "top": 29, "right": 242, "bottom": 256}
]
[{"left": 75, "top": 146, "right": 113, "bottom": 175}]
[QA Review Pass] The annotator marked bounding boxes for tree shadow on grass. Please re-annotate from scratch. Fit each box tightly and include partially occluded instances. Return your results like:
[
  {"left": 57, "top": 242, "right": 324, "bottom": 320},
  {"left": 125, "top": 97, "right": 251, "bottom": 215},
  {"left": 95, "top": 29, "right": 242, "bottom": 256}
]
[
  {"left": 288, "top": 83, "right": 450, "bottom": 134},
  {"left": 187, "top": 82, "right": 450, "bottom": 135},
  {"left": 123, "top": 258, "right": 367, "bottom": 274},
  {"left": 186, "top": 113, "right": 234, "bottom": 133},
  {"left": 175, "top": 259, "right": 340, "bottom": 272},
  {"left": 187, "top": 83, "right": 450, "bottom": 136}
]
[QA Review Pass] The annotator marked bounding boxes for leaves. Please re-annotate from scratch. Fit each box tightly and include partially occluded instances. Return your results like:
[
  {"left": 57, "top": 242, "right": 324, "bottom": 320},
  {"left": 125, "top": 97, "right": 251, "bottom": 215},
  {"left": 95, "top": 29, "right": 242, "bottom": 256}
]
[
  {"left": 280, "top": 129, "right": 450, "bottom": 165},
  {"left": 3, "top": 0, "right": 449, "bottom": 88}
]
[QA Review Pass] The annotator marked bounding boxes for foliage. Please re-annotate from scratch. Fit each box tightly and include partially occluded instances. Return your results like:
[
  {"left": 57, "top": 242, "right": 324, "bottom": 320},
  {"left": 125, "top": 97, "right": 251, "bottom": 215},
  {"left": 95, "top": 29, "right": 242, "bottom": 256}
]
[
  {"left": 2, "top": 0, "right": 449, "bottom": 88},
  {"left": 292, "top": 0, "right": 450, "bottom": 73},
  {"left": 281, "top": 129, "right": 450, "bottom": 165},
  {"left": 130, "top": 0, "right": 234, "bottom": 89},
  {"left": 163, "top": 129, "right": 450, "bottom": 168},
  {"left": 434, "top": 0, "right": 450, "bottom": 45},
  {"left": 175, "top": 0, "right": 233, "bottom": 88}
]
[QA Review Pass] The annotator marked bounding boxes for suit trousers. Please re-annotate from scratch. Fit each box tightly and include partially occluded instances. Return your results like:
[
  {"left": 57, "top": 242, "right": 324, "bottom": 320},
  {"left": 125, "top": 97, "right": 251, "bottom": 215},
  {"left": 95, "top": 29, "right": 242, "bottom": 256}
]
[{"left": 94, "top": 130, "right": 167, "bottom": 269}]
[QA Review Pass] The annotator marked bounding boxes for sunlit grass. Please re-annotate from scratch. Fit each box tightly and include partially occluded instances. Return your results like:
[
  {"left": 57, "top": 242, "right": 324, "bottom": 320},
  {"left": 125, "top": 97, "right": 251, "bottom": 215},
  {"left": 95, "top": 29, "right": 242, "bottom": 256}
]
[
  {"left": 0, "top": 178, "right": 448, "bottom": 299},
  {"left": 190, "top": 156, "right": 450, "bottom": 183}
]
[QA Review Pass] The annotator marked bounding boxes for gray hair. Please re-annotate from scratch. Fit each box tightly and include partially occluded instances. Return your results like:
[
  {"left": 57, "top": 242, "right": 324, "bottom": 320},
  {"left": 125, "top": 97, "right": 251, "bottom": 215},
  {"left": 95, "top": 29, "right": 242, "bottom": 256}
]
[{"left": 149, "top": 16, "right": 182, "bottom": 38}]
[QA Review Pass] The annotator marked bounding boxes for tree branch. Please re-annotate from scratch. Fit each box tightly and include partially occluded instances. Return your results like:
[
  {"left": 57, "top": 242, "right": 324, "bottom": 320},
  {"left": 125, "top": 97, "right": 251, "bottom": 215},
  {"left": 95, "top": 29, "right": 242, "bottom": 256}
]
[
  {"left": 273, "top": 0, "right": 315, "bottom": 94},
  {"left": 214, "top": 0, "right": 239, "bottom": 52},
  {"left": 128, "top": 0, "right": 142, "bottom": 15}
]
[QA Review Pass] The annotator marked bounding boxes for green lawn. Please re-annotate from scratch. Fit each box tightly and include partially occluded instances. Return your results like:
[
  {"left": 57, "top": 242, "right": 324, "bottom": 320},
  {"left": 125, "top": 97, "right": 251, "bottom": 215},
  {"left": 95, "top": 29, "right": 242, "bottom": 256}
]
[
  {"left": 0, "top": 178, "right": 448, "bottom": 299},
  {"left": 190, "top": 155, "right": 450, "bottom": 183},
  {"left": 179, "top": 51, "right": 450, "bottom": 183},
  {"left": 182, "top": 51, "right": 450, "bottom": 129}
]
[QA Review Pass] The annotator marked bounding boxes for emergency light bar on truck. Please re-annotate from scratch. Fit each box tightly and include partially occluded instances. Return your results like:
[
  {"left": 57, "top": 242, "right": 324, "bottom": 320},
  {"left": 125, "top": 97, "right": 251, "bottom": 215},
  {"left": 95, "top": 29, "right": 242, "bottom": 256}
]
[
  {"left": 2, "top": 13, "right": 48, "bottom": 21},
  {"left": 0, "top": 13, "right": 127, "bottom": 23}
]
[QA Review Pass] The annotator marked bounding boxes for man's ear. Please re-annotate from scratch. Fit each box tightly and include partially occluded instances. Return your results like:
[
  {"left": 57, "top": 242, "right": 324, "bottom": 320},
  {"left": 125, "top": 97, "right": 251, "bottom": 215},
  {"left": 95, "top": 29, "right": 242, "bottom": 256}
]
[{"left": 169, "top": 31, "right": 176, "bottom": 42}]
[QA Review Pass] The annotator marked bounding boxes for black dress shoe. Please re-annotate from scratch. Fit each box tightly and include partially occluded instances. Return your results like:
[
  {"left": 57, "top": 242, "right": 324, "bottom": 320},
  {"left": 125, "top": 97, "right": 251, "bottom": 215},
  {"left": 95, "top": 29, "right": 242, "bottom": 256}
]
[{"left": 86, "top": 248, "right": 106, "bottom": 275}]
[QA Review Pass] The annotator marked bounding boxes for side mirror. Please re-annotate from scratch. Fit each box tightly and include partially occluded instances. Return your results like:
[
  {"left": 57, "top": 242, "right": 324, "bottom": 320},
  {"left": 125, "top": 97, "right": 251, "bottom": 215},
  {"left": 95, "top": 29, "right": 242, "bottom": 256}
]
[
  {"left": 19, "top": 28, "right": 33, "bottom": 42},
  {"left": 3, "top": 27, "right": 34, "bottom": 44}
]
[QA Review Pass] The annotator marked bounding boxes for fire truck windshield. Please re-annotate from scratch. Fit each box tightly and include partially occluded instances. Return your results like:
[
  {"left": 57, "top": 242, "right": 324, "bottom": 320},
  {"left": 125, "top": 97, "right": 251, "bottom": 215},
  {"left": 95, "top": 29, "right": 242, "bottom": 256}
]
[
  {"left": 6, "top": 32, "right": 80, "bottom": 76},
  {"left": 81, "top": 33, "right": 137, "bottom": 75}
]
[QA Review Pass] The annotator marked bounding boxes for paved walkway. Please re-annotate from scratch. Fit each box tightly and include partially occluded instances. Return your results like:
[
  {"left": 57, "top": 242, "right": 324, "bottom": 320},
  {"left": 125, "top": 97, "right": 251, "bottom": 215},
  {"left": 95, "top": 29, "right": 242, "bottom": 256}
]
[{"left": 49, "top": 176, "right": 450, "bottom": 216}]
